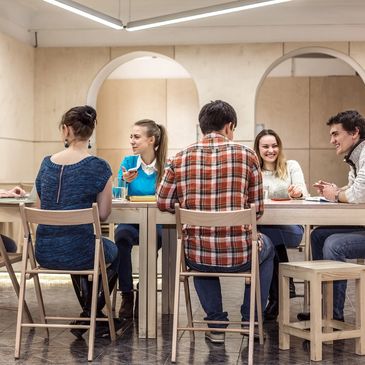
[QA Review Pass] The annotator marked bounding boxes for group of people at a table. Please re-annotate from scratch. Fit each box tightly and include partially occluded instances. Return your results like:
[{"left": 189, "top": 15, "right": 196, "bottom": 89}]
[{"left": 1, "top": 101, "right": 365, "bottom": 343}]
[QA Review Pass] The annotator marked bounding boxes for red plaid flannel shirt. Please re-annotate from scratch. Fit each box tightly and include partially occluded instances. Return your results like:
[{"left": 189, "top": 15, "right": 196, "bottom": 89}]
[{"left": 157, "top": 133, "right": 263, "bottom": 267}]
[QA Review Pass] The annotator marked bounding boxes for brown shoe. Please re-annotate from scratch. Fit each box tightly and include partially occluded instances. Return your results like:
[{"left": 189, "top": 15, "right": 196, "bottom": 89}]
[{"left": 119, "top": 292, "right": 134, "bottom": 319}]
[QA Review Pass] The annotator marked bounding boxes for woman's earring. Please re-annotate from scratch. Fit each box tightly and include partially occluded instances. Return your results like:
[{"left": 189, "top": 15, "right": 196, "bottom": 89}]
[
  {"left": 64, "top": 139, "right": 69, "bottom": 148},
  {"left": 88, "top": 140, "right": 92, "bottom": 149}
]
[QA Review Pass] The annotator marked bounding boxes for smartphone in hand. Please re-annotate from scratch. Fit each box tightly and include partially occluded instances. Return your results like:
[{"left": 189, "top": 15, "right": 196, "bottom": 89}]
[{"left": 128, "top": 167, "right": 138, "bottom": 172}]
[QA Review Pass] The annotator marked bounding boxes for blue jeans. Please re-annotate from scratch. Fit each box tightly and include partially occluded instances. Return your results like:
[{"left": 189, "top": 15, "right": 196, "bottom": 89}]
[
  {"left": 186, "top": 234, "right": 274, "bottom": 327},
  {"left": 311, "top": 226, "right": 365, "bottom": 320},
  {"left": 115, "top": 224, "right": 162, "bottom": 293},
  {"left": 258, "top": 225, "right": 304, "bottom": 248},
  {"left": 0, "top": 235, "right": 17, "bottom": 253},
  {"left": 258, "top": 225, "right": 304, "bottom": 302}
]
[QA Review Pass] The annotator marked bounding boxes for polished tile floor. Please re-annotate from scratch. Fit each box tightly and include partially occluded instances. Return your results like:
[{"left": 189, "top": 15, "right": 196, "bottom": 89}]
[{"left": 0, "top": 250, "right": 363, "bottom": 364}]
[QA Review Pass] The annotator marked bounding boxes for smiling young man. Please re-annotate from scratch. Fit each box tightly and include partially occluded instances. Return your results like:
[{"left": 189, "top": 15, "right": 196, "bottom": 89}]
[{"left": 298, "top": 110, "right": 365, "bottom": 322}]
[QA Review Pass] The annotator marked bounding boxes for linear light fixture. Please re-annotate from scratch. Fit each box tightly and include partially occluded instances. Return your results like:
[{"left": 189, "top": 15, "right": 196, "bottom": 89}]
[
  {"left": 43, "top": 0, "right": 123, "bottom": 30},
  {"left": 126, "top": 0, "right": 293, "bottom": 32}
]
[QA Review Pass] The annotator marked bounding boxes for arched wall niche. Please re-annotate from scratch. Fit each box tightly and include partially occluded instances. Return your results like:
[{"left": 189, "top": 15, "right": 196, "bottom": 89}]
[
  {"left": 86, "top": 51, "right": 200, "bottom": 175},
  {"left": 254, "top": 46, "right": 365, "bottom": 195}
]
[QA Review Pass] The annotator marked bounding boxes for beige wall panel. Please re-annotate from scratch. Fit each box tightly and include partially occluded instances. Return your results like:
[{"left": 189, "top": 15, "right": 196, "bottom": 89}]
[
  {"left": 111, "top": 46, "right": 174, "bottom": 60},
  {"left": 175, "top": 43, "right": 283, "bottom": 141},
  {"left": 256, "top": 77, "right": 310, "bottom": 149},
  {"left": 0, "top": 32, "right": 34, "bottom": 140},
  {"left": 310, "top": 149, "right": 349, "bottom": 195},
  {"left": 34, "top": 47, "right": 110, "bottom": 141},
  {"left": 96, "top": 79, "right": 166, "bottom": 150},
  {"left": 284, "top": 42, "right": 349, "bottom": 55},
  {"left": 350, "top": 42, "right": 365, "bottom": 74},
  {"left": 283, "top": 149, "right": 310, "bottom": 188},
  {"left": 97, "top": 148, "right": 131, "bottom": 177},
  {"left": 166, "top": 79, "right": 199, "bottom": 149},
  {"left": 33, "top": 141, "right": 64, "bottom": 175},
  {"left": 0, "top": 140, "right": 33, "bottom": 182},
  {"left": 310, "top": 76, "right": 365, "bottom": 149}
]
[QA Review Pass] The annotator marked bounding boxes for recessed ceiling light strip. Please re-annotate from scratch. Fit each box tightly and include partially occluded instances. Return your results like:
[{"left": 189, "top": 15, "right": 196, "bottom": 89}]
[
  {"left": 43, "top": 0, "right": 123, "bottom": 30},
  {"left": 126, "top": 0, "right": 293, "bottom": 32}
]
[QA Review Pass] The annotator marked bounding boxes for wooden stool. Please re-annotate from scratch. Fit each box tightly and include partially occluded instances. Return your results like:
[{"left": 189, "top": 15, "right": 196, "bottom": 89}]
[{"left": 279, "top": 260, "right": 365, "bottom": 362}]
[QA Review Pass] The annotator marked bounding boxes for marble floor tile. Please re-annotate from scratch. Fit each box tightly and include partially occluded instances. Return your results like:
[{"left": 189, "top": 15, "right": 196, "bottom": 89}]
[{"left": 0, "top": 249, "right": 364, "bottom": 364}]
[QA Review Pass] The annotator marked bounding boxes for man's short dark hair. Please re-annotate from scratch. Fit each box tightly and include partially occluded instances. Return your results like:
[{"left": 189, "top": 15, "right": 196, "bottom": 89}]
[
  {"left": 199, "top": 100, "right": 237, "bottom": 135},
  {"left": 327, "top": 110, "right": 365, "bottom": 139}
]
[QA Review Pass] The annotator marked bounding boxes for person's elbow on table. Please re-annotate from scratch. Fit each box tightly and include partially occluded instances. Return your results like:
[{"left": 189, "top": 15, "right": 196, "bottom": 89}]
[{"left": 157, "top": 199, "right": 176, "bottom": 214}]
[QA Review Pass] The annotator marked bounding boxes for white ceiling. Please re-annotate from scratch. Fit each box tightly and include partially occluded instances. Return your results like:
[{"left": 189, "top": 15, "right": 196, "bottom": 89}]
[{"left": 1, "top": 0, "right": 365, "bottom": 47}]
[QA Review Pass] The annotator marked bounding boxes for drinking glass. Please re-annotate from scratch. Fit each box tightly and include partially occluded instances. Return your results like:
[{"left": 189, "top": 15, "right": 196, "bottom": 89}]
[
  {"left": 120, "top": 179, "right": 128, "bottom": 200},
  {"left": 113, "top": 177, "right": 122, "bottom": 200}
]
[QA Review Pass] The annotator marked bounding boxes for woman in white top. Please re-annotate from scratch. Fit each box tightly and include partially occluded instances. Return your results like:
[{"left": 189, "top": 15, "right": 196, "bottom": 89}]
[{"left": 254, "top": 129, "right": 308, "bottom": 320}]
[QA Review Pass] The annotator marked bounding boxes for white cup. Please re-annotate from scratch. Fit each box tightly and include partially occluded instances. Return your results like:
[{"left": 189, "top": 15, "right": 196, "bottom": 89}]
[{"left": 263, "top": 185, "right": 270, "bottom": 200}]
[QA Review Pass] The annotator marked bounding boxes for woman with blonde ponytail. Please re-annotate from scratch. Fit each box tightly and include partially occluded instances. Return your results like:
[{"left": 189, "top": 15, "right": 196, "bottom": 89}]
[{"left": 115, "top": 119, "right": 167, "bottom": 320}]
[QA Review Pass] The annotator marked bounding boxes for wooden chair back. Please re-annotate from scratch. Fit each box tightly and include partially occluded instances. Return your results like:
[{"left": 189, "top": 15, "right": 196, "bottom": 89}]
[
  {"left": 172, "top": 203, "right": 263, "bottom": 365},
  {"left": 15, "top": 202, "right": 115, "bottom": 362},
  {"left": 20, "top": 203, "right": 101, "bottom": 238},
  {"left": 175, "top": 203, "right": 257, "bottom": 239}
]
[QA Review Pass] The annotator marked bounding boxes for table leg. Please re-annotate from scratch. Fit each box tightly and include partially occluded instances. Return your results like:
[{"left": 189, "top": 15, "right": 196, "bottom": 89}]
[
  {"left": 138, "top": 207, "right": 148, "bottom": 338},
  {"left": 303, "top": 224, "right": 311, "bottom": 312},
  {"left": 161, "top": 226, "right": 170, "bottom": 314},
  {"left": 147, "top": 207, "right": 157, "bottom": 338}
]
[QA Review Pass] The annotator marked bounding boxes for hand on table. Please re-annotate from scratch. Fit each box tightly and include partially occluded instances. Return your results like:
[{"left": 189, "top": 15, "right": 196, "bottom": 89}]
[
  {"left": 0, "top": 186, "right": 26, "bottom": 198},
  {"left": 313, "top": 180, "right": 337, "bottom": 195},
  {"left": 288, "top": 184, "right": 303, "bottom": 199}
]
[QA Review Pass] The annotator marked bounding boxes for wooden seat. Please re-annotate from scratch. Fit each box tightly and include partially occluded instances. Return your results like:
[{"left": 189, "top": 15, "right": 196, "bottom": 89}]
[
  {"left": 171, "top": 203, "right": 263, "bottom": 365},
  {"left": 15, "top": 203, "right": 116, "bottom": 362},
  {"left": 279, "top": 260, "right": 365, "bottom": 361},
  {"left": 0, "top": 236, "right": 32, "bottom": 322}
]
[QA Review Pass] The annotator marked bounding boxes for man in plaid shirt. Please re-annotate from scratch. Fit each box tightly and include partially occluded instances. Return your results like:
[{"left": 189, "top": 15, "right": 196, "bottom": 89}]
[{"left": 157, "top": 100, "right": 274, "bottom": 343}]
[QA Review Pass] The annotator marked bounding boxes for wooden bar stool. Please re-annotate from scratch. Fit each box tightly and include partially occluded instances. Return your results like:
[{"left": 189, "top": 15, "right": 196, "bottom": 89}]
[{"left": 279, "top": 260, "right": 365, "bottom": 362}]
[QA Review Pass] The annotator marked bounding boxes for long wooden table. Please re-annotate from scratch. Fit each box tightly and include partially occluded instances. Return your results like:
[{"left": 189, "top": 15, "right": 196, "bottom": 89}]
[
  {"left": 148, "top": 200, "right": 365, "bottom": 338},
  {"left": 0, "top": 200, "right": 152, "bottom": 338},
  {"left": 2, "top": 199, "right": 365, "bottom": 339}
]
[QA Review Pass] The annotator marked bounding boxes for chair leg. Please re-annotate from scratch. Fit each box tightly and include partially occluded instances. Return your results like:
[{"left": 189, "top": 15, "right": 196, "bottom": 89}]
[
  {"left": 323, "top": 281, "right": 333, "bottom": 345},
  {"left": 99, "top": 245, "right": 116, "bottom": 342},
  {"left": 355, "top": 272, "right": 365, "bottom": 355},
  {"left": 88, "top": 242, "right": 101, "bottom": 362},
  {"left": 247, "top": 245, "right": 259, "bottom": 365},
  {"left": 278, "top": 272, "right": 290, "bottom": 350},
  {"left": 28, "top": 244, "right": 49, "bottom": 338},
  {"left": 5, "top": 257, "right": 33, "bottom": 323},
  {"left": 171, "top": 239, "right": 183, "bottom": 363},
  {"left": 255, "top": 256, "right": 263, "bottom": 344},
  {"left": 87, "top": 272, "right": 98, "bottom": 362},
  {"left": 111, "top": 284, "right": 117, "bottom": 313},
  {"left": 15, "top": 240, "right": 29, "bottom": 359},
  {"left": 310, "top": 277, "right": 322, "bottom": 361},
  {"left": 183, "top": 278, "right": 194, "bottom": 341}
]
